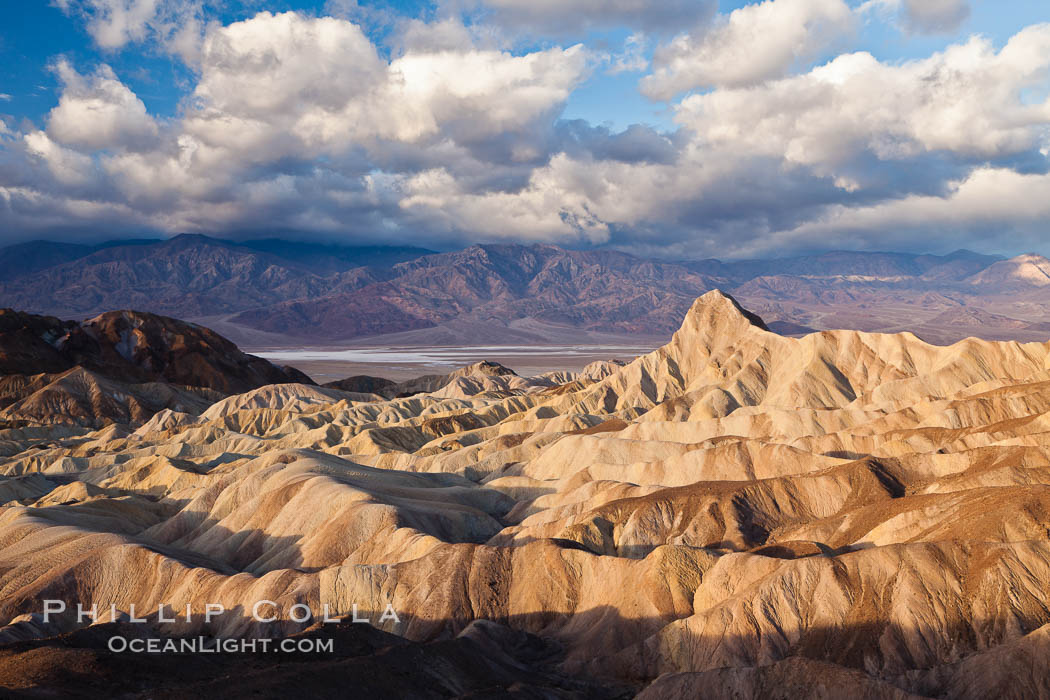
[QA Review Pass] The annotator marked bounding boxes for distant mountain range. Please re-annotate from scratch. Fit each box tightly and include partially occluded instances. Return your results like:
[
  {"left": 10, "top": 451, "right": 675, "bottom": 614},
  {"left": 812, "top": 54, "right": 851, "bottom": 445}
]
[{"left": 4, "top": 234, "right": 1050, "bottom": 345}]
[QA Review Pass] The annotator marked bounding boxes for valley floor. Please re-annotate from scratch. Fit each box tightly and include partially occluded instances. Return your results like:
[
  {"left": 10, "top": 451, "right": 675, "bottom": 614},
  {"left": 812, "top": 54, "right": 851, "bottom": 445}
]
[{"left": 248, "top": 344, "right": 661, "bottom": 382}]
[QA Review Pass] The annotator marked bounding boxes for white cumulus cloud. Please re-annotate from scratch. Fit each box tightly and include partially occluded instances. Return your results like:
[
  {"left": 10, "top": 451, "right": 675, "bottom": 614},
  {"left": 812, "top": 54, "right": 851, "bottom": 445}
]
[
  {"left": 642, "top": 0, "right": 856, "bottom": 98},
  {"left": 673, "top": 26, "right": 1050, "bottom": 179},
  {"left": 47, "top": 60, "right": 159, "bottom": 151},
  {"left": 53, "top": 0, "right": 208, "bottom": 62}
]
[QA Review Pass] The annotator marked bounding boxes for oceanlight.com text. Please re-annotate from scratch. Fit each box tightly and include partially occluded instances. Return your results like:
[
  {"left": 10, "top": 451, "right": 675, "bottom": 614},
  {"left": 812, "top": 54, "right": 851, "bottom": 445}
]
[{"left": 106, "top": 636, "right": 335, "bottom": 654}]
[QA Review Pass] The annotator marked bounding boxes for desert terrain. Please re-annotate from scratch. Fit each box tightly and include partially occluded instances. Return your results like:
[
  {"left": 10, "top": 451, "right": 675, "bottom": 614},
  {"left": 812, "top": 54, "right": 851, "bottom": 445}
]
[{"left": 3, "top": 291, "right": 1050, "bottom": 696}]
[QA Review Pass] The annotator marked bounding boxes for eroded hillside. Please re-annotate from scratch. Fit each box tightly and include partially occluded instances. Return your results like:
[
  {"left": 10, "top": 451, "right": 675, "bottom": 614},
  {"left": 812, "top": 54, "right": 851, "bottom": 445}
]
[{"left": 3, "top": 291, "right": 1050, "bottom": 697}]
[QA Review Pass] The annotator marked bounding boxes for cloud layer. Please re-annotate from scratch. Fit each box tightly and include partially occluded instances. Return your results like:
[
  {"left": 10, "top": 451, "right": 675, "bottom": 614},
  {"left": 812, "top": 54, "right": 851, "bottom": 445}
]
[{"left": 1, "top": 3, "right": 1048, "bottom": 258}]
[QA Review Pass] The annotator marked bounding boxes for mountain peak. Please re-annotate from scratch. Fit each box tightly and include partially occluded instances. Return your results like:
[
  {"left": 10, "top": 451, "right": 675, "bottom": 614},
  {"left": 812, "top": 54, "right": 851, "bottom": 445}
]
[
  {"left": 670, "top": 290, "right": 770, "bottom": 356},
  {"left": 687, "top": 290, "right": 769, "bottom": 331}
]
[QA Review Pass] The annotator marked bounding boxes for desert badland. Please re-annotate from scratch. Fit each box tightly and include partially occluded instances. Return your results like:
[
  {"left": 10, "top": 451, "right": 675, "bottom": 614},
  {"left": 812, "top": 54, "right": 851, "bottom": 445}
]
[{"left": 3, "top": 291, "right": 1050, "bottom": 697}]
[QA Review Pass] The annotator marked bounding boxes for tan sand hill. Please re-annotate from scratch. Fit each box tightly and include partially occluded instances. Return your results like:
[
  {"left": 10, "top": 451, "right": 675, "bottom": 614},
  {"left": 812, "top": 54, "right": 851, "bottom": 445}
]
[{"left": 5, "top": 290, "right": 1050, "bottom": 696}]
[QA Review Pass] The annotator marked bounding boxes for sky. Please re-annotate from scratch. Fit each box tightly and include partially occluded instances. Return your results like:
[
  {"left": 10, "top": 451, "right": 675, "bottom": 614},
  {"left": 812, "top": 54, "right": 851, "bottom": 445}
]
[{"left": 0, "top": 0, "right": 1048, "bottom": 259}]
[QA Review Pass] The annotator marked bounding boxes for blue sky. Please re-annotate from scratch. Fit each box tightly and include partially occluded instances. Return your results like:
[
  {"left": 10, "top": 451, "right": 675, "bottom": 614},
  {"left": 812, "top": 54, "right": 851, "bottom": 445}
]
[
  {"left": 0, "top": 0, "right": 1048, "bottom": 258},
  {"left": 3, "top": 1, "right": 1040, "bottom": 128}
]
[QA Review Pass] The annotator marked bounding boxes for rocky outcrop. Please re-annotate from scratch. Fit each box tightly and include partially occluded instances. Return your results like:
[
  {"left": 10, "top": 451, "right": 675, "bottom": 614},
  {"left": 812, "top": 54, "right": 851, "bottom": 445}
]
[
  {"left": 325, "top": 361, "right": 546, "bottom": 400},
  {"left": 322, "top": 375, "right": 397, "bottom": 395},
  {"left": 0, "top": 308, "right": 311, "bottom": 426},
  {"left": 0, "top": 308, "right": 311, "bottom": 393}
]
